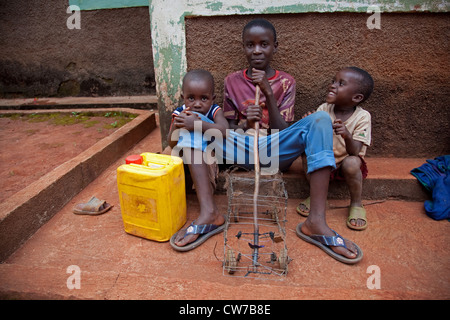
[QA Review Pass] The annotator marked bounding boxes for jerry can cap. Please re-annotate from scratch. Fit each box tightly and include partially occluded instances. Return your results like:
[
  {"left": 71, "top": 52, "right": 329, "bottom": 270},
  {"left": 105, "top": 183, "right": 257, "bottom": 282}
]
[{"left": 125, "top": 154, "right": 143, "bottom": 164}]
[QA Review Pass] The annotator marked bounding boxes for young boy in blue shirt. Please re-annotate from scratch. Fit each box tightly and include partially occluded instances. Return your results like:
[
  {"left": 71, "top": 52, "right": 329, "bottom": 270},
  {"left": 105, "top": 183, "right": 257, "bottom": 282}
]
[{"left": 168, "top": 69, "right": 228, "bottom": 251}]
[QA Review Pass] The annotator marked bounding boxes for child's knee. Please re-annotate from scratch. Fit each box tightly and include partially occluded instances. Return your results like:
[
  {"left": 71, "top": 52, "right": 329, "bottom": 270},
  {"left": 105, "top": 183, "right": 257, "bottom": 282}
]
[
  {"left": 305, "top": 111, "right": 334, "bottom": 152},
  {"left": 311, "top": 111, "right": 332, "bottom": 128},
  {"left": 341, "top": 156, "right": 362, "bottom": 176},
  {"left": 305, "top": 111, "right": 333, "bottom": 140}
]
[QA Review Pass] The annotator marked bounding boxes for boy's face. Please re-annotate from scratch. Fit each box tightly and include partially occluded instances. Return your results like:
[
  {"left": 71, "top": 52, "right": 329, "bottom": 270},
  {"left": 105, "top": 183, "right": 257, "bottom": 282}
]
[
  {"left": 181, "top": 78, "right": 215, "bottom": 115},
  {"left": 242, "top": 26, "right": 278, "bottom": 71},
  {"left": 326, "top": 69, "right": 364, "bottom": 107}
]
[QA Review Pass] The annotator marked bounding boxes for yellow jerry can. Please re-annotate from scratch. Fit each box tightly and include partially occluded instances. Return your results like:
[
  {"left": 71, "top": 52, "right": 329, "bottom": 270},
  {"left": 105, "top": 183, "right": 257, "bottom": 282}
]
[{"left": 117, "top": 152, "right": 186, "bottom": 242}]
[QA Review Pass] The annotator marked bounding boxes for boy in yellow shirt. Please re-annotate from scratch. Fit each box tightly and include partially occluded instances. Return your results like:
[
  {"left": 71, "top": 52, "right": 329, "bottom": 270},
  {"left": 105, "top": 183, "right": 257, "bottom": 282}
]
[{"left": 297, "top": 67, "right": 374, "bottom": 231}]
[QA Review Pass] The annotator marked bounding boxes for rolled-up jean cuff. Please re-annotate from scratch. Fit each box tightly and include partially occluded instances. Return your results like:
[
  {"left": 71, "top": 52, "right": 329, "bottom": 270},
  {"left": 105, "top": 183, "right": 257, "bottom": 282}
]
[{"left": 306, "top": 150, "right": 336, "bottom": 174}]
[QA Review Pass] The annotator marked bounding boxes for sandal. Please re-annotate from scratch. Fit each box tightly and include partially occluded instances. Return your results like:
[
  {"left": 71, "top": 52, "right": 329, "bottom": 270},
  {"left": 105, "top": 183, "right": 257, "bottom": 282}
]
[
  {"left": 296, "top": 223, "right": 363, "bottom": 264},
  {"left": 170, "top": 220, "right": 225, "bottom": 252},
  {"left": 296, "top": 196, "right": 328, "bottom": 217},
  {"left": 296, "top": 197, "right": 311, "bottom": 217},
  {"left": 347, "top": 206, "right": 368, "bottom": 231},
  {"left": 73, "top": 196, "right": 113, "bottom": 215}
]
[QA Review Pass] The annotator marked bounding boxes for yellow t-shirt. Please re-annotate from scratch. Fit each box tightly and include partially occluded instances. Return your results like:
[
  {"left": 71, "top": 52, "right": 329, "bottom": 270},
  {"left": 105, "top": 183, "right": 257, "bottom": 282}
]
[{"left": 317, "top": 103, "right": 371, "bottom": 165}]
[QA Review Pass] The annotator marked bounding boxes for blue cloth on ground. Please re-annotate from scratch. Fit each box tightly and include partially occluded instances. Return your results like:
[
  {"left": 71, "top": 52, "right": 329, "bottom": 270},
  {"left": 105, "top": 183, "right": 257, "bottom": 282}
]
[{"left": 411, "top": 155, "right": 450, "bottom": 220}]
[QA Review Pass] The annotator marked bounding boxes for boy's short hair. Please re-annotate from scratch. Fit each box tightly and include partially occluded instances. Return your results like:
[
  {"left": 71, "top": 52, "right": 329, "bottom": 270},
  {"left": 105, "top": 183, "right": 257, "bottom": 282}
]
[
  {"left": 182, "top": 69, "right": 215, "bottom": 93},
  {"left": 242, "top": 18, "right": 277, "bottom": 43},
  {"left": 346, "top": 66, "right": 374, "bottom": 103}
]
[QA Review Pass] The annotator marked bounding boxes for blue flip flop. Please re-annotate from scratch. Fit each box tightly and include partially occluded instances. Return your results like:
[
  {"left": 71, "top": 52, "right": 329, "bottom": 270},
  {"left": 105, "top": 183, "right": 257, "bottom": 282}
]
[
  {"left": 296, "top": 223, "right": 363, "bottom": 264},
  {"left": 170, "top": 220, "right": 226, "bottom": 252}
]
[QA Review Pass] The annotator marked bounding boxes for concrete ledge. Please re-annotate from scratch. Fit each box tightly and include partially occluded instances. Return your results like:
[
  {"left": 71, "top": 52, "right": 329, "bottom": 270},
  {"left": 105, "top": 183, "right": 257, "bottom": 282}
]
[
  {"left": 216, "top": 157, "right": 430, "bottom": 201},
  {"left": 0, "top": 95, "right": 158, "bottom": 110},
  {"left": 0, "top": 108, "right": 156, "bottom": 262}
]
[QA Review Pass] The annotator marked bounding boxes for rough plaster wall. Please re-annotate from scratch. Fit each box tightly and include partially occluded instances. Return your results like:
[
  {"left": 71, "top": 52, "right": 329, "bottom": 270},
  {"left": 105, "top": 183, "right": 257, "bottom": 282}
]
[
  {"left": 185, "top": 13, "right": 450, "bottom": 158},
  {"left": 0, "top": 1, "right": 155, "bottom": 97}
]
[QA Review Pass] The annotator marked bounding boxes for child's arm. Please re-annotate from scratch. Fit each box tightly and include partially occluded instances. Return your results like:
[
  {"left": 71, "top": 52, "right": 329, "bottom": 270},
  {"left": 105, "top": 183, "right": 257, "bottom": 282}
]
[
  {"left": 333, "top": 119, "right": 363, "bottom": 156},
  {"left": 167, "top": 107, "right": 195, "bottom": 148},
  {"left": 171, "top": 108, "right": 229, "bottom": 138},
  {"left": 208, "top": 109, "right": 229, "bottom": 136},
  {"left": 167, "top": 117, "right": 179, "bottom": 149}
]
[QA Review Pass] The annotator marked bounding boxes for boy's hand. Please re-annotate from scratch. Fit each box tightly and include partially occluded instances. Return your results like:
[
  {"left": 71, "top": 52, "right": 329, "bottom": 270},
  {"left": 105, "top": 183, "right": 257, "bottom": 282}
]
[
  {"left": 246, "top": 102, "right": 264, "bottom": 129},
  {"left": 333, "top": 119, "right": 351, "bottom": 139},
  {"left": 250, "top": 68, "right": 271, "bottom": 96},
  {"left": 174, "top": 110, "right": 200, "bottom": 131}
]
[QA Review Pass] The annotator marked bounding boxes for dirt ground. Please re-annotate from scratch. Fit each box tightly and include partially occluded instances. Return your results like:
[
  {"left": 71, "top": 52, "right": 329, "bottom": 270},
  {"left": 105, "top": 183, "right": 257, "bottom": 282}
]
[{"left": 0, "top": 113, "right": 130, "bottom": 203}]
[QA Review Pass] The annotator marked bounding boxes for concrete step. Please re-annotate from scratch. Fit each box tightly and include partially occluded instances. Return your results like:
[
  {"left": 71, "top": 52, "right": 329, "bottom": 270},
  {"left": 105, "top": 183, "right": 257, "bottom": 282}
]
[
  {"left": 163, "top": 147, "right": 428, "bottom": 201},
  {"left": 0, "top": 95, "right": 158, "bottom": 110},
  {"left": 215, "top": 157, "right": 429, "bottom": 201}
]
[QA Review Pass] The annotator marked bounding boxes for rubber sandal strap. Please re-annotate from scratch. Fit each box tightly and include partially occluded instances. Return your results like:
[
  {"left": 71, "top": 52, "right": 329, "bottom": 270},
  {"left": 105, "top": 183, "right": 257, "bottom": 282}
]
[
  {"left": 348, "top": 206, "right": 367, "bottom": 222},
  {"left": 310, "top": 230, "right": 348, "bottom": 249},
  {"left": 185, "top": 222, "right": 220, "bottom": 236},
  {"left": 296, "top": 197, "right": 311, "bottom": 217},
  {"left": 82, "top": 196, "right": 105, "bottom": 212}
]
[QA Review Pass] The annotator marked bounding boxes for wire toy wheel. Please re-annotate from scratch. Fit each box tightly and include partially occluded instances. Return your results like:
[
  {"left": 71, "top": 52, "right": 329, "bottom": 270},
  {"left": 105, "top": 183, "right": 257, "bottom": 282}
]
[
  {"left": 278, "top": 247, "right": 289, "bottom": 271},
  {"left": 224, "top": 248, "right": 237, "bottom": 274}
]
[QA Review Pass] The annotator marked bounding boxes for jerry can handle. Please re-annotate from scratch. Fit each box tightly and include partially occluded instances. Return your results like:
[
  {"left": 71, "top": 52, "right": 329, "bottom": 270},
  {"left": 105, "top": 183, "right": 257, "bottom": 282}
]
[
  {"left": 146, "top": 162, "right": 167, "bottom": 169},
  {"left": 141, "top": 153, "right": 174, "bottom": 168},
  {"left": 127, "top": 162, "right": 168, "bottom": 170}
]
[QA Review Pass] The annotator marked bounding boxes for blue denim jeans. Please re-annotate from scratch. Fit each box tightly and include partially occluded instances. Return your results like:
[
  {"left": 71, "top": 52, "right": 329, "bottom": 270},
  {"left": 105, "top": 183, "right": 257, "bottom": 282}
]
[{"left": 175, "top": 111, "right": 336, "bottom": 173}]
